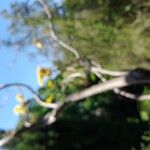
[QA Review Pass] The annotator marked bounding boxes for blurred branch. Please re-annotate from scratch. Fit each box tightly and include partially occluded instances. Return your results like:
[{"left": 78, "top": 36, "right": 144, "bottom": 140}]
[
  {"left": 61, "top": 72, "right": 86, "bottom": 90},
  {"left": 91, "top": 60, "right": 128, "bottom": 76},
  {"left": 38, "top": 0, "right": 80, "bottom": 59},
  {"left": 114, "top": 88, "right": 150, "bottom": 101},
  {"left": 91, "top": 62, "right": 149, "bottom": 101},
  {"left": 66, "top": 70, "right": 150, "bottom": 102}
]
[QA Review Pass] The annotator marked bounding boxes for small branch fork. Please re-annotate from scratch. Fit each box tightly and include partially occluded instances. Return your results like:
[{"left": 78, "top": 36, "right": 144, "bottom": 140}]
[{"left": 90, "top": 61, "right": 150, "bottom": 101}]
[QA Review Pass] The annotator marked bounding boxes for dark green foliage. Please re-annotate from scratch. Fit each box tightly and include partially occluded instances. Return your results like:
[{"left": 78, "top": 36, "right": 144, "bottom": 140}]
[{"left": 9, "top": 120, "right": 148, "bottom": 150}]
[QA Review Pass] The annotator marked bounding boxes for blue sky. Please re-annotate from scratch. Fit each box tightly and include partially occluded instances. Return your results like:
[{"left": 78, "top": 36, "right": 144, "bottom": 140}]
[
  {"left": 0, "top": 1, "right": 38, "bottom": 130},
  {"left": 0, "top": 0, "right": 57, "bottom": 130}
]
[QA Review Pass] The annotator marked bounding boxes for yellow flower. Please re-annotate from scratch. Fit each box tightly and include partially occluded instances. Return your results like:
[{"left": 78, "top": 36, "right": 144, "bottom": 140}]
[
  {"left": 45, "top": 96, "right": 53, "bottom": 103},
  {"left": 16, "top": 93, "right": 24, "bottom": 102},
  {"left": 13, "top": 104, "right": 26, "bottom": 115},
  {"left": 37, "top": 67, "right": 51, "bottom": 86},
  {"left": 47, "top": 80, "right": 54, "bottom": 88},
  {"left": 37, "top": 74, "right": 44, "bottom": 86}
]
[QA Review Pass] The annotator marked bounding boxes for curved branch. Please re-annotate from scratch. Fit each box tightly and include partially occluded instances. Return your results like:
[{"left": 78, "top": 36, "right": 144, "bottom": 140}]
[
  {"left": 66, "top": 73, "right": 150, "bottom": 102},
  {"left": 61, "top": 72, "right": 86, "bottom": 90},
  {"left": 91, "top": 67, "right": 149, "bottom": 101},
  {"left": 91, "top": 60, "right": 127, "bottom": 76},
  {"left": 0, "top": 83, "right": 57, "bottom": 109},
  {"left": 38, "top": 0, "right": 80, "bottom": 59},
  {"left": 91, "top": 67, "right": 128, "bottom": 76},
  {"left": 114, "top": 88, "right": 150, "bottom": 101}
]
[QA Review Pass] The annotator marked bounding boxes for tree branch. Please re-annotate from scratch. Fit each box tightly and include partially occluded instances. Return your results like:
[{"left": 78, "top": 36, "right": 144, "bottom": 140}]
[
  {"left": 38, "top": 0, "right": 80, "bottom": 59},
  {"left": 66, "top": 72, "right": 150, "bottom": 102},
  {"left": 0, "top": 69, "right": 149, "bottom": 147}
]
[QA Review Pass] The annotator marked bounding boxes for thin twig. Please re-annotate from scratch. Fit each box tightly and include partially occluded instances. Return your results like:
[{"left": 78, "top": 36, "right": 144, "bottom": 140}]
[{"left": 0, "top": 83, "right": 57, "bottom": 109}]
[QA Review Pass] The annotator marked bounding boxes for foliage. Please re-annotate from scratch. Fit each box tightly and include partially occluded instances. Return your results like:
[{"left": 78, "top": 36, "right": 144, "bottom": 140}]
[
  {"left": 0, "top": 0, "right": 150, "bottom": 149},
  {"left": 54, "top": 0, "right": 150, "bottom": 69},
  {"left": 1, "top": 0, "right": 150, "bottom": 69}
]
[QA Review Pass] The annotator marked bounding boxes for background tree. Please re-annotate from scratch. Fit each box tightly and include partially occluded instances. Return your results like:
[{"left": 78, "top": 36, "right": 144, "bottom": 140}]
[{"left": 0, "top": 0, "right": 150, "bottom": 149}]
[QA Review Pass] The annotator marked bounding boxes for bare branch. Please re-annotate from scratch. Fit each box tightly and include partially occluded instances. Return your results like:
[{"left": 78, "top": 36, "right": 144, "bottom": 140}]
[
  {"left": 91, "top": 66, "right": 150, "bottom": 101},
  {"left": 91, "top": 60, "right": 127, "bottom": 76},
  {"left": 66, "top": 73, "right": 150, "bottom": 102},
  {"left": 114, "top": 88, "right": 150, "bottom": 101},
  {"left": 0, "top": 132, "right": 15, "bottom": 147},
  {"left": 61, "top": 72, "right": 86, "bottom": 90},
  {"left": 91, "top": 60, "right": 150, "bottom": 101},
  {"left": 38, "top": 0, "right": 80, "bottom": 59}
]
